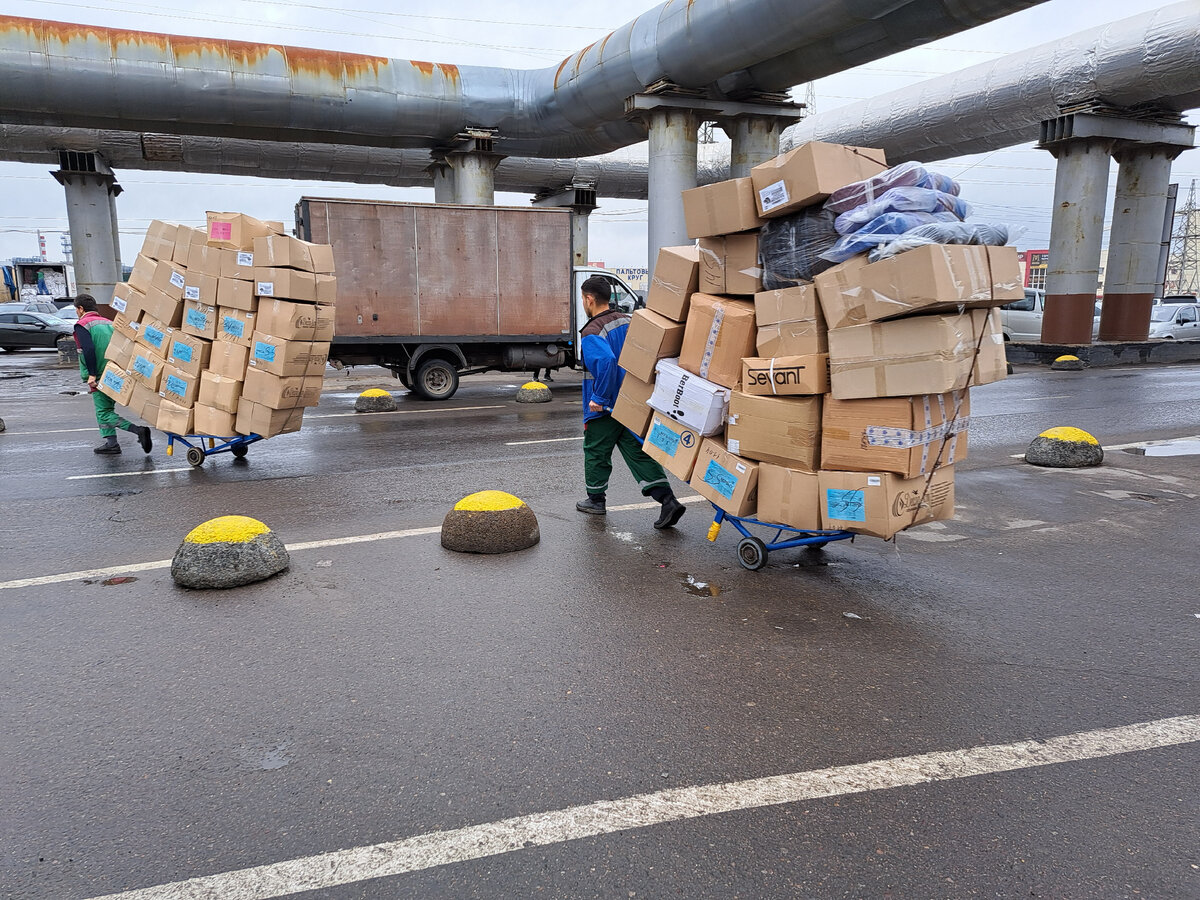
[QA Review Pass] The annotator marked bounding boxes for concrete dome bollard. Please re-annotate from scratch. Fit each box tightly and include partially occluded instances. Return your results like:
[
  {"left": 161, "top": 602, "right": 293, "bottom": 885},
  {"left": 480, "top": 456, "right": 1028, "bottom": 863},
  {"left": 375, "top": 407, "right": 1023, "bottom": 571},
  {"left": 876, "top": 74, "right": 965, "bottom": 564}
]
[
  {"left": 1051, "top": 354, "right": 1086, "bottom": 371},
  {"left": 515, "top": 381, "right": 552, "bottom": 403},
  {"left": 171, "top": 515, "right": 290, "bottom": 589},
  {"left": 1025, "top": 426, "right": 1104, "bottom": 468},
  {"left": 441, "top": 490, "right": 540, "bottom": 554},
  {"left": 355, "top": 388, "right": 397, "bottom": 412}
]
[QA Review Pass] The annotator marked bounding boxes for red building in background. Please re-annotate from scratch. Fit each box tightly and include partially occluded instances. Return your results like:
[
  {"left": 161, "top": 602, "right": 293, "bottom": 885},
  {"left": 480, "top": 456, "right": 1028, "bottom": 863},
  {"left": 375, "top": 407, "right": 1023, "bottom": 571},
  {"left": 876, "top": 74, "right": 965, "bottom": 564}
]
[{"left": 1017, "top": 249, "right": 1049, "bottom": 290}]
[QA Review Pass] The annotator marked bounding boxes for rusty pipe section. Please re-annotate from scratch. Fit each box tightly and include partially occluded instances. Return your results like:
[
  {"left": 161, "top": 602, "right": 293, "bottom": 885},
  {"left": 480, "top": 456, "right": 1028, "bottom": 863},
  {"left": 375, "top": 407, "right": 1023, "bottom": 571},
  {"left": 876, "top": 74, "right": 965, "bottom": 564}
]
[
  {"left": 785, "top": 1, "right": 1200, "bottom": 162},
  {"left": 0, "top": 1, "right": 1046, "bottom": 159}
]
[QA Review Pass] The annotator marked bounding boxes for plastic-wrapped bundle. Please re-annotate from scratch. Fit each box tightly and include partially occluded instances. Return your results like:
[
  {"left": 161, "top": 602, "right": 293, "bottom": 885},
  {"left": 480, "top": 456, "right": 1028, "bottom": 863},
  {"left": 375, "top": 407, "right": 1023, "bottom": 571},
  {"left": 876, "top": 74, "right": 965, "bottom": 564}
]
[
  {"left": 825, "top": 161, "right": 962, "bottom": 216},
  {"left": 834, "top": 187, "right": 971, "bottom": 235},
  {"left": 759, "top": 205, "right": 840, "bottom": 289},
  {"left": 820, "top": 211, "right": 961, "bottom": 264},
  {"left": 868, "top": 222, "right": 1013, "bottom": 262}
]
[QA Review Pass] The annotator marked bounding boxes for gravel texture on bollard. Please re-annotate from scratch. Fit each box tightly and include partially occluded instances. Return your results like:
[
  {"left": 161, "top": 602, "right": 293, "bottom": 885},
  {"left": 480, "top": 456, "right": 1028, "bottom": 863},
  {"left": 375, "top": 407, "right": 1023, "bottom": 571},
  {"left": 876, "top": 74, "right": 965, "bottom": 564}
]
[
  {"left": 515, "top": 382, "right": 552, "bottom": 404},
  {"left": 441, "top": 491, "right": 540, "bottom": 554},
  {"left": 171, "top": 516, "right": 290, "bottom": 589},
  {"left": 1051, "top": 354, "right": 1086, "bottom": 371},
  {"left": 355, "top": 389, "right": 398, "bottom": 413},
  {"left": 1025, "top": 427, "right": 1103, "bottom": 468}
]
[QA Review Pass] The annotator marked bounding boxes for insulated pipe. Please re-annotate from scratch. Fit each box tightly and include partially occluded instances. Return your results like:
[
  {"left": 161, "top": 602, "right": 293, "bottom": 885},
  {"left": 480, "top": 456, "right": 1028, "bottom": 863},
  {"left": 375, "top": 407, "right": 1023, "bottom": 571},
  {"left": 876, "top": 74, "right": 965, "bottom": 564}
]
[
  {"left": 646, "top": 108, "right": 699, "bottom": 278},
  {"left": 1041, "top": 139, "right": 1113, "bottom": 345},
  {"left": 724, "top": 118, "right": 783, "bottom": 180}
]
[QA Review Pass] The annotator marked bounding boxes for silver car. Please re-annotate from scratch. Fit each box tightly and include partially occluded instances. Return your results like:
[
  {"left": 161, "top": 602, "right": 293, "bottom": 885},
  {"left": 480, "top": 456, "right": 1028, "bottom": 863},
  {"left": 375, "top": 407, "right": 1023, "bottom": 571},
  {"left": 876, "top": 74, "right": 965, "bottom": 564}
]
[
  {"left": 1148, "top": 303, "right": 1200, "bottom": 340},
  {"left": 1000, "top": 289, "right": 1101, "bottom": 341}
]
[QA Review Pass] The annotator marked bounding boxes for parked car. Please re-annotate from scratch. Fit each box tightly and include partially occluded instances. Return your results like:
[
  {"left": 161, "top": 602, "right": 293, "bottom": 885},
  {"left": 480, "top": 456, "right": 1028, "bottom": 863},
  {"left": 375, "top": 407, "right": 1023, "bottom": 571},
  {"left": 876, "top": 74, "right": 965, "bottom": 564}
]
[
  {"left": 1148, "top": 303, "right": 1200, "bottom": 340},
  {"left": 0, "top": 299, "right": 62, "bottom": 316},
  {"left": 999, "top": 288, "right": 1101, "bottom": 341},
  {"left": 0, "top": 310, "right": 74, "bottom": 351}
]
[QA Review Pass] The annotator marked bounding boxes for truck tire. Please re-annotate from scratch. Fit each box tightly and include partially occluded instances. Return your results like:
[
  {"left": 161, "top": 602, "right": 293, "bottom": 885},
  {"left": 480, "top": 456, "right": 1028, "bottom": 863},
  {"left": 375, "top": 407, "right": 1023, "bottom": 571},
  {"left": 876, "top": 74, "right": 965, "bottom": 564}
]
[{"left": 413, "top": 358, "right": 459, "bottom": 401}]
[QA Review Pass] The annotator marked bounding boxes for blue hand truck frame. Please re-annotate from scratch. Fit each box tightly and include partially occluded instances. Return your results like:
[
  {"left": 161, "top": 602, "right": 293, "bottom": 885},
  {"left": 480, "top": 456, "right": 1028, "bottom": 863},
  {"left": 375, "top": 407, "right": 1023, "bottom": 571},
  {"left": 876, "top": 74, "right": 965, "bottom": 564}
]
[
  {"left": 706, "top": 503, "right": 855, "bottom": 571},
  {"left": 165, "top": 432, "right": 264, "bottom": 467}
]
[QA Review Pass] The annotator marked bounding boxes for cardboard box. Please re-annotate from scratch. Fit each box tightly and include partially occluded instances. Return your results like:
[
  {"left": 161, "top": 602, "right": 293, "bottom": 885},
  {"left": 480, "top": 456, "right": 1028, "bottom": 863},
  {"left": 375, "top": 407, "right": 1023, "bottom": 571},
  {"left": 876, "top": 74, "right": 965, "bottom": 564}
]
[
  {"left": 253, "top": 267, "right": 318, "bottom": 302},
  {"left": 198, "top": 371, "right": 244, "bottom": 414},
  {"left": 127, "top": 254, "right": 157, "bottom": 295},
  {"left": 136, "top": 317, "right": 172, "bottom": 356},
  {"left": 166, "top": 331, "right": 212, "bottom": 378},
  {"left": 252, "top": 234, "right": 336, "bottom": 274},
  {"left": 140, "top": 286, "right": 184, "bottom": 328},
  {"left": 208, "top": 340, "right": 250, "bottom": 380},
  {"left": 757, "top": 464, "right": 821, "bottom": 531},
  {"left": 220, "top": 248, "right": 257, "bottom": 281},
  {"left": 127, "top": 346, "right": 166, "bottom": 391},
  {"left": 647, "top": 358, "right": 730, "bottom": 436},
  {"left": 254, "top": 299, "right": 335, "bottom": 342},
  {"left": 172, "top": 226, "right": 206, "bottom": 267},
  {"left": 206, "top": 212, "right": 282, "bottom": 251},
  {"left": 235, "top": 397, "right": 305, "bottom": 437},
  {"left": 689, "top": 438, "right": 759, "bottom": 517},
  {"left": 642, "top": 412, "right": 703, "bottom": 481},
  {"left": 741, "top": 354, "right": 829, "bottom": 396},
  {"left": 698, "top": 233, "right": 762, "bottom": 296},
  {"left": 242, "top": 367, "right": 322, "bottom": 409},
  {"left": 130, "top": 382, "right": 161, "bottom": 426},
  {"left": 754, "top": 283, "right": 827, "bottom": 357},
  {"left": 105, "top": 332, "right": 136, "bottom": 370},
  {"left": 646, "top": 245, "right": 700, "bottom": 322},
  {"left": 818, "top": 467, "right": 955, "bottom": 539},
  {"left": 158, "top": 364, "right": 200, "bottom": 408},
  {"left": 151, "top": 261, "right": 188, "bottom": 302},
  {"left": 315, "top": 274, "right": 338, "bottom": 305},
  {"left": 726, "top": 392, "right": 821, "bottom": 472},
  {"left": 216, "top": 277, "right": 257, "bottom": 312},
  {"left": 682, "top": 177, "right": 766, "bottom": 239},
  {"left": 193, "top": 403, "right": 237, "bottom": 437},
  {"left": 186, "top": 242, "right": 224, "bottom": 279},
  {"left": 751, "top": 142, "right": 888, "bottom": 218},
  {"left": 182, "top": 300, "right": 219, "bottom": 340},
  {"left": 815, "top": 245, "right": 1024, "bottom": 329},
  {"left": 247, "top": 332, "right": 329, "bottom": 378},
  {"left": 156, "top": 398, "right": 194, "bottom": 435},
  {"left": 97, "top": 362, "right": 135, "bottom": 407},
  {"left": 182, "top": 271, "right": 219, "bottom": 307},
  {"left": 112, "top": 310, "right": 141, "bottom": 342},
  {"left": 827, "top": 309, "right": 1006, "bottom": 400},
  {"left": 109, "top": 283, "right": 146, "bottom": 319},
  {"left": 217, "top": 307, "right": 257, "bottom": 348},
  {"left": 140, "top": 220, "right": 178, "bottom": 261},
  {"left": 822, "top": 391, "right": 969, "bottom": 478},
  {"left": 678, "top": 294, "right": 757, "bottom": 389},
  {"left": 617, "top": 309, "right": 686, "bottom": 383},
  {"left": 610, "top": 373, "right": 655, "bottom": 438}
]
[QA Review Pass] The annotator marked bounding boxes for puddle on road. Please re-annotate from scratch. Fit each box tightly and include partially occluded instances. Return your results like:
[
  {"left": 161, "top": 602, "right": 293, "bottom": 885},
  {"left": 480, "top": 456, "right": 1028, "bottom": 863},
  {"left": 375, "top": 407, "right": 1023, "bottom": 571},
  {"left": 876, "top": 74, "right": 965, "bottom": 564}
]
[
  {"left": 1122, "top": 439, "right": 1200, "bottom": 457},
  {"left": 680, "top": 574, "right": 722, "bottom": 597},
  {"left": 237, "top": 743, "right": 292, "bottom": 771}
]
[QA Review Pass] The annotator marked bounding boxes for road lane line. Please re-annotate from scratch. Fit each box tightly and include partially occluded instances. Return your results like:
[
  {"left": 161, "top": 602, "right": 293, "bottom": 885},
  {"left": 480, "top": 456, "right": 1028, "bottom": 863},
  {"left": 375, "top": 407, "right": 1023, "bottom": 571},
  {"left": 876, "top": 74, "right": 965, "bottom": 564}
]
[
  {"left": 67, "top": 468, "right": 193, "bottom": 480},
  {"left": 2, "top": 427, "right": 97, "bottom": 435},
  {"left": 506, "top": 436, "right": 583, "bottom": 446},
  {"left": 307, "top": 405, "right": 506, "bottom": 420},
  {"left": 609, "top": 495, "right": 707, "bottom": 512},
  {"left": 86, "top": 714, "right": 1200, "bottom": 900}
]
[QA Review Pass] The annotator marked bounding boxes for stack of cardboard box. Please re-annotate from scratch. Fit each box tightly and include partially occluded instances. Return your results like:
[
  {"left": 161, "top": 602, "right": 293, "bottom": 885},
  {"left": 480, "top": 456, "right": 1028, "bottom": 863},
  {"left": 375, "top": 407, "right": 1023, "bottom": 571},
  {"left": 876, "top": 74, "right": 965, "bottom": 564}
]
[
  {"left": 97, "top": 211, "right": 337, "bottom": 439},
  {"left": 610, "top": 141, "right": 1018, "bottom": 540}
]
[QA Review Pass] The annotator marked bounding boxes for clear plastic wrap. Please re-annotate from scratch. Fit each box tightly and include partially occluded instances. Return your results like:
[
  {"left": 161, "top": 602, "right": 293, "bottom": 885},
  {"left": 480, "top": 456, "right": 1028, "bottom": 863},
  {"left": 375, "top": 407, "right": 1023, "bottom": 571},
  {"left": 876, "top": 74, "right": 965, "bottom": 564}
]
[
  {"left": 868, "top": 222, "right": 1016, "bottom": 262},
  {"left": 820, "top": 211, "right": 961, "bottom": 264},
  {"left": 834, "top": 187, "right": 971, "bottom": 235},
  {"left": 824, "top": 162, "right": 962, "bottom": 216},
  {"left": 758, "top": 205, "right": 840, "bottom": 289}
]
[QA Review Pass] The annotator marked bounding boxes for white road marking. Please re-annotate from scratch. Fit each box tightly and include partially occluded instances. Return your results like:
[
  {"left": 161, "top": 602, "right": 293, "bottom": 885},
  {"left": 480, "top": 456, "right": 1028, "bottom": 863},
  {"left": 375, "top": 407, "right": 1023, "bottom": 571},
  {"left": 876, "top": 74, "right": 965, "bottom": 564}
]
[
  {"left": 1011, "top": 394, "right": 1071, "bottom": 402},
  {"left": 307, "top": 405, "right": 506, "bottom": 420},
  {"left": 2, "top": 426, "right": 96, "bottom": 435},
  {"left": 67, "top": 468, "right": 192, "bottom": 481},
  {"left": 506, "top": 436, "right": 584, "bottom": 446},
  {"left": 87, "top": 715, "right": 1200, "bottom": 900},
  {"left": 609, "top": 495, "right": 707, "bottom": 512}
]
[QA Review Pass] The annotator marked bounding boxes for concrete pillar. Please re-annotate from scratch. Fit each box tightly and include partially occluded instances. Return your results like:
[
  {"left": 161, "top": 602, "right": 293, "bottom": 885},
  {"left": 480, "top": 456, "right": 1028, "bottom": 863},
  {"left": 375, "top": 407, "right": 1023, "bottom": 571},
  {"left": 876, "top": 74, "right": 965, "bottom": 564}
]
[
  {"left": 1041, "top": 138, "right": 1113, "bottom": 344},
  {"left": 429, "top": 159, "right": 456, "bottom": 204},
  {"left": 52, "top": 162, "right": 123, "bottom": 306},
  {"left": 1100, "top": 144, "right": 1186, "bottom": 340},
  {"left": 724, "top": 117, "right": 783, "bottom": 179},
  {"left": 533, "top": 184, "right": 598, "bottom": 269},
  {"left": 447, "top": 151, "right": 502, "bottom": 206},
  {"left": 571, "top": 208, "right": 594, "bottom": 269},
  {"left": 647, "top": 108, "right": 699, "bottom": 277}
]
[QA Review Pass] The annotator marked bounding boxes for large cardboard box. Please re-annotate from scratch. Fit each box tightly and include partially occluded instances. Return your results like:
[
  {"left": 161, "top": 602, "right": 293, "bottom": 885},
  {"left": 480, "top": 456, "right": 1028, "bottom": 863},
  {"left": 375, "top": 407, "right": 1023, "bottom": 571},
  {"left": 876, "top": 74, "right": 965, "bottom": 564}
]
[
  {"left": 182, "top": 300, "right": 219, "bottom": 341},
  {"left": 690, "top": 438, "right": 759, "bottom": 517},
  {"left": 165, "top": 331, "right": 212, "bottom": 378},
  {"left": 194, "top": 403, "right": 238, "bottom": 437},
  {"left": 241, "top": 367, "right": 322, "bottom": 409},
  {"left": 127, "top": 346, "right": 167, "bottom": 391},
  {"left": 172, "top": 226, "right": 206, "bottom": 267},
  {"left": 253, "top": 267, "right": 317, "bottom": 302},
  {"left": 217, "top": 307, "right": 257, "bottom": 348},
  {"left": 819, "top": 467, "right": 956, "bottom": 539},
  {"left": 642, "top": 411, "right": 703, "bottom": 481},
  {"left": 678, "top": 294, "right": 757, "bottom": 390},
  {"left": 822, "top": 391, "right": 969, "bottom": 478},
  {"left": 105, "top": 332, "right": 136, "bottom": 370},
  {"left": 617, "top": 309, "right": 686, "bottom": 383},
  {"left": 141, "top": 286, "right": 184, "bottom": 328},
  {"left": 754, "top": 283, "right": 827, "bottom": 357},
  {"left": 815, "top": 245, "right": 1024, "bottom": 329},
  {"left": 97, "top": 362, "right": 135, "bottom": 407},
  {"left": 254, "top": 298, "right": 335, "bottom": 342},
  {"left": 220, "top": 249, "right": 257, "bottom": 281},
  {"left": 682, "top": 177, "right": 766, "bottom": 239},
  {"left": 741, "top": 354, "right": 829, "bottom": 396},
  {"left": 198, "top": 371, "right": 244, "bottom": 414},
  {"left": 757, "top": 464, "right": 821, "bottom": 531},
  {"left": 208, "top": 340, "right": 250, "bottom": 380},
  {"left": 182, "top": 271, "right": 219, "bottom": 307},
  {"left": 127, "top": 254, "right": 157, "bottom": 295},
  {"left": 751, "top": 142, "right": 888, "bottom": 218},
  {"left": 252, "top": 234, "right": 336, "bottom": 274},
  {"left": 698, "top": 233, "right": 762, "bottom": 296},
  {"left": 136, "top": 317, "right": 172, "bottom": 357},
  {"left": 247, "top": 332, "right": 329, "bottom": 378},
  {"left": 152, "top": 260, "right": 188, "bottom": 302},
  {"left": 315, "top": 274, "right": 338, "bottom": 305},
  {"left": 726, "top": 392, "right": 821, "bottom": 472},
  {"left": 156, "top": 398, "right": 194, "bottom": 435},
  {"left": 140, "top": 220, "right": 178, "bottom": 261},
  {"left": 206, "top": 212, "right": 282, "bottom": 251},
  {"left": 610, "top": 373, "right": 655, "bottom": 438},
  {"left": 112, "top": 310, "right": 141, "bottom": 342},
  {"left": 648, "top": 358, "right": 730, "bottom": 436},
  {"left": 827, "top": 309, "right": 1005, "bottom": 400},
  {"left": 159, "top": 363, "right": 200, "bottom": 408},
  {"left": 236, "top": 398, "right": 305, "bottom": 437},
  {"left": 646, "top": 245, "right": 700, "bottom": 322},
  {"left": 217, "top": 277, "right": 257, "bottom": 312},
  {"left": 186, "top": 243, "right": 224, "bottom": 279},
  {"left": 109, "top": 283, "right": 146, "bottom": 319},
  {"left": 130, "top": 382, "right": 161, "bottom": 426}
]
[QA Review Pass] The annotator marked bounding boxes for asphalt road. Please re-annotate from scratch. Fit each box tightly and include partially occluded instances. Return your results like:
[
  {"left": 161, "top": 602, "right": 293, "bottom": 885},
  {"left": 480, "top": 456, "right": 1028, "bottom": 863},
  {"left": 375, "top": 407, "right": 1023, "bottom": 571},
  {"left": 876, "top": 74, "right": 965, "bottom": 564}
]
[{"left": 1, "top": 353, "right": 1198, "bottom": 899}]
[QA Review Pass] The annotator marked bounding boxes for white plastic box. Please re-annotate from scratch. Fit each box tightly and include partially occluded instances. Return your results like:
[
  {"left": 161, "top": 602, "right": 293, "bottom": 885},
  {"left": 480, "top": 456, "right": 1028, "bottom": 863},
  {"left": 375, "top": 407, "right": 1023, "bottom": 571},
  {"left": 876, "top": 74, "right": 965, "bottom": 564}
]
[{"left": 647, "top": 358, "right": 731, "bottom": 437}]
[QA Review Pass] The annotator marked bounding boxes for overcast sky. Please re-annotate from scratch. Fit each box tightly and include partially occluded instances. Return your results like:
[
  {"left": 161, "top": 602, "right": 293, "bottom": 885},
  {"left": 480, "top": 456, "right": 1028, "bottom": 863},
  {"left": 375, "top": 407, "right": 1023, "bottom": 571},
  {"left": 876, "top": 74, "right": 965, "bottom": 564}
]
[{"left": 2, "top": 0, "right": 1197, "bottom": 268}]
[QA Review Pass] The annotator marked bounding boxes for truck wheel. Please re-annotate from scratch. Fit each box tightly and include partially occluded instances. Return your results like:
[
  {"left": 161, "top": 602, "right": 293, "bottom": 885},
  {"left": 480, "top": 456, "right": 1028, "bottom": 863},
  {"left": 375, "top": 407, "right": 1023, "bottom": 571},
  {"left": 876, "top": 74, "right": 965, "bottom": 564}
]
[{"left": 414, "top": 358, "right": 459, "bottom": 401}]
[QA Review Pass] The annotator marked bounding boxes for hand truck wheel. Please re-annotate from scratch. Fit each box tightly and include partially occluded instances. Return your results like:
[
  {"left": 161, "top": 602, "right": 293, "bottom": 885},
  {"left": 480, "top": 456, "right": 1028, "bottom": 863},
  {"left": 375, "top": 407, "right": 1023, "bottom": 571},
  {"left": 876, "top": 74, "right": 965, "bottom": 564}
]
[
  {"left": 231, "top": 444, "right": 249, "bottom": 459},
  {"left": 185, "top": 446, "right": 206, "bottom": 467},
  {"left": 736, "top": 536, "right": 768, "bottom": 571}
]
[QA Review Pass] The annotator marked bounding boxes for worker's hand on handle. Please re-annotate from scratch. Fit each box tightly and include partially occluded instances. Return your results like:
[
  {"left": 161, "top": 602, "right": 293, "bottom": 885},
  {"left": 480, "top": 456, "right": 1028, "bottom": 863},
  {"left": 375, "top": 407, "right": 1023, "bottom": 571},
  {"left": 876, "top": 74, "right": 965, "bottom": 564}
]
[
  {"left": 588, "top": 400, "right": 603, "bottom": 413},
  {"left": 86, "top": 374, "right": 98, "bottom": 393}
]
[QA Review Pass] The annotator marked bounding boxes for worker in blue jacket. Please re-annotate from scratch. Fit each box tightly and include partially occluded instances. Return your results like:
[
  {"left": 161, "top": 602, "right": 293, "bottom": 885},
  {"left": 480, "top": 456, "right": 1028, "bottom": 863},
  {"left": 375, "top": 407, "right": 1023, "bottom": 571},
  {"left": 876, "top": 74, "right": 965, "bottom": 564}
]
[{"left": 577, "top": 275, "right": 685, "bottom": 529}]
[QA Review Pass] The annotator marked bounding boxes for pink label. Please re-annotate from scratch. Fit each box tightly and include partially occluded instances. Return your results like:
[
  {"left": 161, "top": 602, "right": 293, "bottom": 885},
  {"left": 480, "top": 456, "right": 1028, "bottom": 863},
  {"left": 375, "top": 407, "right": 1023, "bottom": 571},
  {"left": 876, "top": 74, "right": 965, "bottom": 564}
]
[{"left": 210, "top": 222, "right": 232, "bottom": 241}]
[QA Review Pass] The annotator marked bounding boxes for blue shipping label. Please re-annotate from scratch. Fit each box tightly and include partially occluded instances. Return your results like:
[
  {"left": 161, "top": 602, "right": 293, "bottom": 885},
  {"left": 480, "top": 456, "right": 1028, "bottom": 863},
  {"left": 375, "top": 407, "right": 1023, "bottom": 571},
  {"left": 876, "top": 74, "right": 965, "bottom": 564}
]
[
  {"left": 648, "top": 422, "right": 680, "bottom": 457},
  {"left": 165, "top": 374, "right": 187, "bottom": 397},
  {"left": 171, "top": 341, "right": 193, "bottom": 363},
  {"left": 254, "top": 341, "right": 277, "bottom": 362},
  {"left": 223, "top": 316, "right": 245, "bottom": 338},
  {"left": 825, "top": 489, "right": 866, "bottom": 522},
  {"left": 185, "top": 308, "right": 208, "bottom": 330},
  {"left": 132, "top": 355, "right": 154, "bottom": 378},
  {"left": 143, "top": 325, "right": 165, "bottom": 348},
  {"left": 702, "top": 460, "right": 737, "bottom": 501},
  {"left": 102, "top": 370, "right": 124, "bottom": 391}
]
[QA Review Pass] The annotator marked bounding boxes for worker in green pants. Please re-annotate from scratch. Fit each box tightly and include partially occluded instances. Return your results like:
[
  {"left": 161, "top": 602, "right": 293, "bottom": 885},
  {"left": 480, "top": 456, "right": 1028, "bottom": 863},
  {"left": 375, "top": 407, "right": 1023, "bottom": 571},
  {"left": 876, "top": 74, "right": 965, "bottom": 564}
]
[{"left": 73, "top": 294, "right": 153, "bottom": 456}]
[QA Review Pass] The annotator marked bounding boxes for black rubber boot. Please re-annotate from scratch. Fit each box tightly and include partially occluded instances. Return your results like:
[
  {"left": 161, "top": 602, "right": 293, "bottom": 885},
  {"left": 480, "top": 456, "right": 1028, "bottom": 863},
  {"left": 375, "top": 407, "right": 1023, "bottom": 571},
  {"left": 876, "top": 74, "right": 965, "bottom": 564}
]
[
  {"left": 576, "top": 495, "right": 606, "bottom": 515},
  {"left": 654, "top": 496, "right": 686, "bottom": 530},
  {"left": 94, "top": 436, "right": 121, "bottom": 455},
  {"left": 136, "top": 426, "right": 153, "bottom": 454}
]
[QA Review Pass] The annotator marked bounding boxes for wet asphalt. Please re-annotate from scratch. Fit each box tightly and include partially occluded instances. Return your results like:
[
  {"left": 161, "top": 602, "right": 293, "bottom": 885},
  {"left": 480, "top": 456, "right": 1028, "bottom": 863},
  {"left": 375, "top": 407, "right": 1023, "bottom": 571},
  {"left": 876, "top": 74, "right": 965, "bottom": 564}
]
[{"left": 1, "top": 352, "right": 1198, "bottom": 899}]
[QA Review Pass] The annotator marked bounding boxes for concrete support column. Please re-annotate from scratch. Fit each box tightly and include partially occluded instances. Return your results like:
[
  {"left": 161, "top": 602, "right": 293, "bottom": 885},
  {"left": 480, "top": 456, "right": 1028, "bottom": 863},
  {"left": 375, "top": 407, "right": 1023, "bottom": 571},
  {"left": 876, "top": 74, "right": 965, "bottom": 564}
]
[
  {"left": 570, "top": 208, "right": 593, "bottom": 269},
  {"left": 723, "top": 116, "right": 783, "bottom": 179},
  {"left": 646, "top": 107, "right": 699, "bottom": 277},
  {"left": 52, "top": 156, "right": 122, "bottom": 306},
  {"left": 1041, "top": 138, "right": 1113, "bottom": 344},
  {"left": 1100, "top": 143, "right": 1187, "bottom": 340},
  {"left": 428, "top": 159, "right": 456, "bottom": 204},
  {"left": 447, "top": 151, "right": 502, "bottom": 206},
  {"left": 533, "top": 183, "right": 598, "bottom": 269}
]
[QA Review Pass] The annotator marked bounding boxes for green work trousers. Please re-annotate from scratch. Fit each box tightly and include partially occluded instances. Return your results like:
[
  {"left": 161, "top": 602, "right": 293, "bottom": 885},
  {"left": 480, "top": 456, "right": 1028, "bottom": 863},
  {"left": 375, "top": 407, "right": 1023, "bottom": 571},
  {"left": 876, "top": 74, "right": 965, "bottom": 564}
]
[
  {"left": 583, "top": 414, "right": 670, "bottom": 498},
  {"left": 92, "top": 389, "right": 132, "bottom": 439}
]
